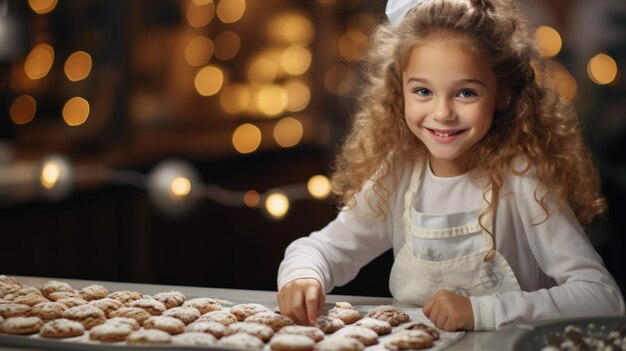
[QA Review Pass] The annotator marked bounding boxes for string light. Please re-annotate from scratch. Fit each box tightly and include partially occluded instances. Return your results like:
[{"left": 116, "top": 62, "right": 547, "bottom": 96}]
[
  {"left": 264, "top": 190, "right": 290, "bottom": 219},
  {"left": 38, "top": 155, "right": 73, "bottom": 200}
]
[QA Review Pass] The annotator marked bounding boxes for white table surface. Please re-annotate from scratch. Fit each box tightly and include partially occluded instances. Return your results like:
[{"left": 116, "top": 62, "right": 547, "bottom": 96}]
[{"left": 1, "top": 275, "right": 498, "bottom": 350}]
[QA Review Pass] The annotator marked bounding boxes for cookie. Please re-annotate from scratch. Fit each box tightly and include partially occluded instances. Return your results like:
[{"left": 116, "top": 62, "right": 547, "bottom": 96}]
[
  {"left": 62, "top": 304, "right": 106, "bottom": 330},
  {"left": 79, "top": 285, "right": 109, "bottom": 301},
  {"left": 0, "top": 276, "right": 21, "bottom": 290},
  {"left": 47, "top": 291, "right": 81, "bottom": 301},
  {"left": 334, "top": 302, "right": 355, "bottom": 309},
  {"left": 327, "top": 307, "right": 362, "bottom": 324},
  {"left": 0, "top": 316, "right": 43, "bottom": 334},
  {"left": 129, "top": 298, "right": 166, "bottom": 316},
  {"left": 366, "top": 305, "right": 410, "bottom": 326},
  {"left": 39, "top": 318, "right": 85, "bottom": 339},
  {"left": 143, "top": 316, "right": 185, "bottom": 335},
  {"left": 40, "top": 280, "right": 76, "bottom": 299},
  {"left": 316, "top": 315, "right": 345, "bottom": 333},
  {"left": 185, "top": 320, "right": 227, "bottom": 338},
  {"left": 56, "top": 297, "right": 88, "bottom": 308},
  {"left": 0, "top": 303, "right": 31, "bottom": 318},
  {"left": 333, "top": 326, "right": 379, "bottom": 346},
  {"left": 88, "top": 297, "right": 122, "bottom": 317},
  {"left": 30, "top": 302, "right": 67, "bottom": 320},
  {"left": 153, "top": 291, "right": 186, "bottom": 309},
  {"left": 12, "top": 293, "right": 49, "bottom": 307},
  {"left": 401, "top": 321, "right": 440, "bottom": 340},
  {"left": 109, "top": 307, "right": 151, "bottom": 326},
  {"left": 384, "top": 329, "right": 434, "bottom": 350},
  {"left": 230, "top": 303, "right": 271, "bottom": 321},
  {"left": 218, "top": 332, "right": 265, "bottom": 349},
  {"left": 269, "top": 333, "right": 316, "bottom": 351},
  {"left": 197, "top": 310, "right": 238, "bottom": 326},
  {"left": 89, "top": 322, "right": 134, "bottom": 342},
  {"left": 108, "top": 290, "right": 142, "bottom": 306},
  {"left": 161, "top": 306, "right": 200, "bottom": 325},
  {"left": 13, "top": 287, "right": 43, "bottom": 297},
  {"left": 225, "top": 321, "right": 275, "bottom": 342},
  {"left": 126, "top": 329, "right": 172, "bottom": 345},
  {"left": 105, "top": 317, "right": 141, "bottom": 330},
  {"left": 314, "top": 335, "right": 365, "bottom": 351},
  {"left": 277, "top": 325, "right": 325, "bottom": 342},
  {"left": 245, "top": 311, "right": 295, "bottom": 332},
  {"left": 354, "top": 317, "right": 392, "bottom": 335},
  {"left": 182, "top": 297, "right": 221, "bottom": 314},
  {"left": 0, "top": 284, "right": 18, "bottom": 299},
  {"left": 172, "top": 331, "right": 217, "bottom": 346}
]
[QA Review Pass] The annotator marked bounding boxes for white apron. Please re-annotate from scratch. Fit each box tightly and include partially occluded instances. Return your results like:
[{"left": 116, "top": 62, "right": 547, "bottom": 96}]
[{"left": 389, "top": 160, "right": 521, "bottom": 306}]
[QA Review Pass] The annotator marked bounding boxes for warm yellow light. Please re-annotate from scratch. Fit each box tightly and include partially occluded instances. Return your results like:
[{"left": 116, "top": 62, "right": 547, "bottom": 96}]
[
  {"left": 346, "top": 13, "right": 377, "bottom": 38},
  {"left": 307, "top": 175, "right": 331, "bottom": 199},
  {"left": 257, "top": 85, "right": 288, "bottom": 116},
  {"left": 170, "top": 177, "right": 192, "bottom": 197},
  {"left": 268, "top": 13, "right": 315, "bottom": 45},
  {"left": 535, "top": 25, "right": 562, "bottom": 58},
  {"left": 232, "top": 123, "right": 262, "bottom": 154},
  {"left": 10, "top": 95, "right": 37, "bottom": 125},
  {"left": 338, "top": 31, "right": 368, "bottom": 61},
  {"left": 588, "top": 53, "right": 618, "bottom": 85},
  {"left": 185, "top": 36, "right": 214, "bottom": 67},
  {"left": 243, "top": 190, "right": 260, "bottom": 208},
  {"left": 24, "top": 44, "right": 54, "bottom": 80},
  {"left": 324, "top": 64, "right": 354, "bottom": 95},
  {"left": 220, "top": 84, "right": 251, "bottom": 115},
  {"left": 64, "top": 51, "right": 92, "bottom": 82},
  {"left": 216, "top": 0, "right": 246, "bottom": 24},
  {"left": 248, "top": 57, "right": 278, "bottom": 86},
  {"left": 284, "top": 80, "right": 310, "bottom": 112},
  {"left": 41, "top": 161, "right": 61, "bottom": 189},
  {"left": 62, "top": 97, "right": 90, "bottom": 126},
  {"left": 281, "top": 45, "right": 311, "bottom": 76},
  {"left": 28, "top": 0, "right": 57, "bottom": 14},
  {"left": 194, "top": 65, "right": 224, "bottom": 96},
  {"left": 186, "top": 1, "right": 215, "bottom": 27},
  {"left": 192, "top": 0, "right": 213, "bottom": 5},
  {"left": 265, "top": 192, "right": 289, "bottom": 219},
  {"left": 274, "top": 117, "right": 303, "bottom": 148},
  {"left": 213, "top": 31, "right": 241, "bottom": 61}
]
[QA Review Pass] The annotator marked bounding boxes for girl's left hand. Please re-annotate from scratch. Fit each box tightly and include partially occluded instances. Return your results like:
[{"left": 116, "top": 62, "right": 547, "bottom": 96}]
[{"left": 422, "top": 289, "right": 474, "bottom": 331}]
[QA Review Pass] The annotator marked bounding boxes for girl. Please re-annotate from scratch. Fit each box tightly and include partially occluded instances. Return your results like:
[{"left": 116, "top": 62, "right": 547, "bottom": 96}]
[{"left": 277, "top": 0, "right": 625, "bottom": 332}]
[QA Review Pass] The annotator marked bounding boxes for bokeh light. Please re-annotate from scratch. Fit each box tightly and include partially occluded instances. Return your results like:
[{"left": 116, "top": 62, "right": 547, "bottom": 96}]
[
  {"left": 535, "top": 25, "right": 562, "bottom": 58},
  {"left": 213, "top": 31, "right": 241, "bottom": 61},
  {"left": 28, "top": 0, "right": 57, "bottom": 14},
  {"left": 186, "top": 1, "right": 215, "bottom": 27},
  {"left": 232, "top": 123, "right": 262, "bottom": 154},
  {"left": 38, "top": 155, "right": 73, "bottom": 200},
  {"left": 257, "top": 85, "right": 288, "bottom": 116},
  {"left": 588, "top": 53, "right": 618, "bottom": 85},
  {"left": 268, "top": 13, "right": 315, "bottom": 45},
  {"left": 281, "top": 45, "right": 311, "bottom": 76},
  {"left": 170, "top": 177, "right": 192, "bottom": 197},
  {"left": 265, "top": 191, "right": 289, "bottom": 219},
  {"left": 62, "top": 97, "right": 90, "bottom": 126},
  {"left": 338, "top": 31, "right": 368, "bottom": 61},
  {"left": 10, "top": 95, "right": 37, "bottom": 125},
  {"left": 194, "top": 65, "right": 224, "bottom": 96},
  {"left": 324, "top": 64, "right": 354, "bottom": 95},
  {"left": 273, "top": 117, "right": 303, "bottom": 148},
  {"left": 185, "top": 36, "right": 214, "bottom": 67},
  {"left": 545, "top": 61, "right": 577, "bottom": 101},
  {"left": 24, "top": 44, "right": 54, "bottom": 80},
  {"left": 64, "top": 51, "right": 92, "bottom": 82},
  {"left": 220, "top": 84, "right": 252, "bottom": 115},
  {"left": 243, "top": 190, "right": 260, "bottom": 208},
  {"left": 307, "top": 175, "right": 331, "bottom": 199},
  {"left": 284, "top": 79, "right": 310, "bottom": 112},
  {"left": 216, "top": 0, "right": 246, "bottom": 24},
  {"left": 248, "top": 57, "right": 278, "bottom": 86}
]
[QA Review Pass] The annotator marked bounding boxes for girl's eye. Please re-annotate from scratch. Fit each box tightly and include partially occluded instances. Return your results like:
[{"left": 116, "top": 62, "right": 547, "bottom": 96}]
[
  {"left": 414, "top": 88, "right": 431, "bottom": 96},
  {"left": 458, "top": 89, "right": 476, "bottom": 98}
]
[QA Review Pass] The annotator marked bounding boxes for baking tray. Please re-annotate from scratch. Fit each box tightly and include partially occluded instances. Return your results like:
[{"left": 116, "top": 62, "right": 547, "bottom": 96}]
[
  {"left": 0, "top": 304, "right": 465, "bottom": 351},
  {"left": 480, "top": 315, "right": 626, "bottom": 350}
]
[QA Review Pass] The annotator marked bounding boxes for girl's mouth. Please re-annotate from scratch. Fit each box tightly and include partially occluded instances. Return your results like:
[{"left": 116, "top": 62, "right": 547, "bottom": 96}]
[{"left": 426, "top": 128, "right": 466, "bottom": 142}]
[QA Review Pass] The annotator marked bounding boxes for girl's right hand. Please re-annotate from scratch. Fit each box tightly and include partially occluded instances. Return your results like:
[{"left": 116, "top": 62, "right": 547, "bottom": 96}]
[{"left": 277, "top": 278, "right": 325, "bottom": 326}]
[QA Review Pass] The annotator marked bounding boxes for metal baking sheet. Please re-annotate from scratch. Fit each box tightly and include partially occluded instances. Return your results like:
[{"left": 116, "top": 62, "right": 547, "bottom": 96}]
[{"left": 480, "top": 315, "right": 626, "bottom": 351}]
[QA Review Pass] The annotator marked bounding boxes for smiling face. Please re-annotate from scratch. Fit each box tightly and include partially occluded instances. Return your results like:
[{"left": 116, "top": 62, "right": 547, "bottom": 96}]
[{"left": 402, "top": 36, "right": 499, "bottom": 177}]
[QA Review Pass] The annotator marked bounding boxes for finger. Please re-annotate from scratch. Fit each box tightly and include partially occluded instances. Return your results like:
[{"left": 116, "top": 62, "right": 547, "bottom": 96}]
[
  {"left": 317, "top": 291, "right": 325, "bottom": 318},
  {"left": 305, "top": 287, "right": 320, "bottom": 325},
  {"left": 290, "top": 292, "right": 309, "bottom": 325},
  {"left": 436, "top": 312, "right": 448, "bottom": 330},
  {"left": 422, "top": 297, "right": 434, "bottom": 317}
]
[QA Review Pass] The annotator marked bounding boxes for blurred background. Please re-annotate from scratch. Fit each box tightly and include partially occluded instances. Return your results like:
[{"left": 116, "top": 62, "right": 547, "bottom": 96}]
[{"left": 0, "top": 0, "right": 624, "bottom": 298}]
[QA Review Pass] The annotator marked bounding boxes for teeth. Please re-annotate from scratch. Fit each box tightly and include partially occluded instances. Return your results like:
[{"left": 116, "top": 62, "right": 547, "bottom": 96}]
[{"left": 434, "top": 130, "right": 454, "bottom": 137}]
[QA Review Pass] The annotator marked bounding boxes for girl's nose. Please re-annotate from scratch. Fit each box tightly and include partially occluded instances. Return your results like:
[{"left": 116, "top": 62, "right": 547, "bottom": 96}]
[{"left": 432, "top": 97, "right": 455, "bottom": 122}]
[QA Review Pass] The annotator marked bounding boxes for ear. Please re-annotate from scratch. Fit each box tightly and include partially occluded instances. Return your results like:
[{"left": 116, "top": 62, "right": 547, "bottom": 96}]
[{"left": 496, "top": 89, "right": 511, "bottom": 111}]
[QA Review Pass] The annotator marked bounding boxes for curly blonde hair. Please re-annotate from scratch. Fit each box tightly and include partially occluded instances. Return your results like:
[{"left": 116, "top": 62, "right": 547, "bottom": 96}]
[{"left": 331, "top": 0, "right": 605, "bottom": 227}]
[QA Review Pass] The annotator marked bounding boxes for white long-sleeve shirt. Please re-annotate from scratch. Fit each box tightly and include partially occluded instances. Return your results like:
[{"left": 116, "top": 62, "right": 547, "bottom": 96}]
[{"left": 277, "top": 160, "right": 625, "bottom": 330}]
